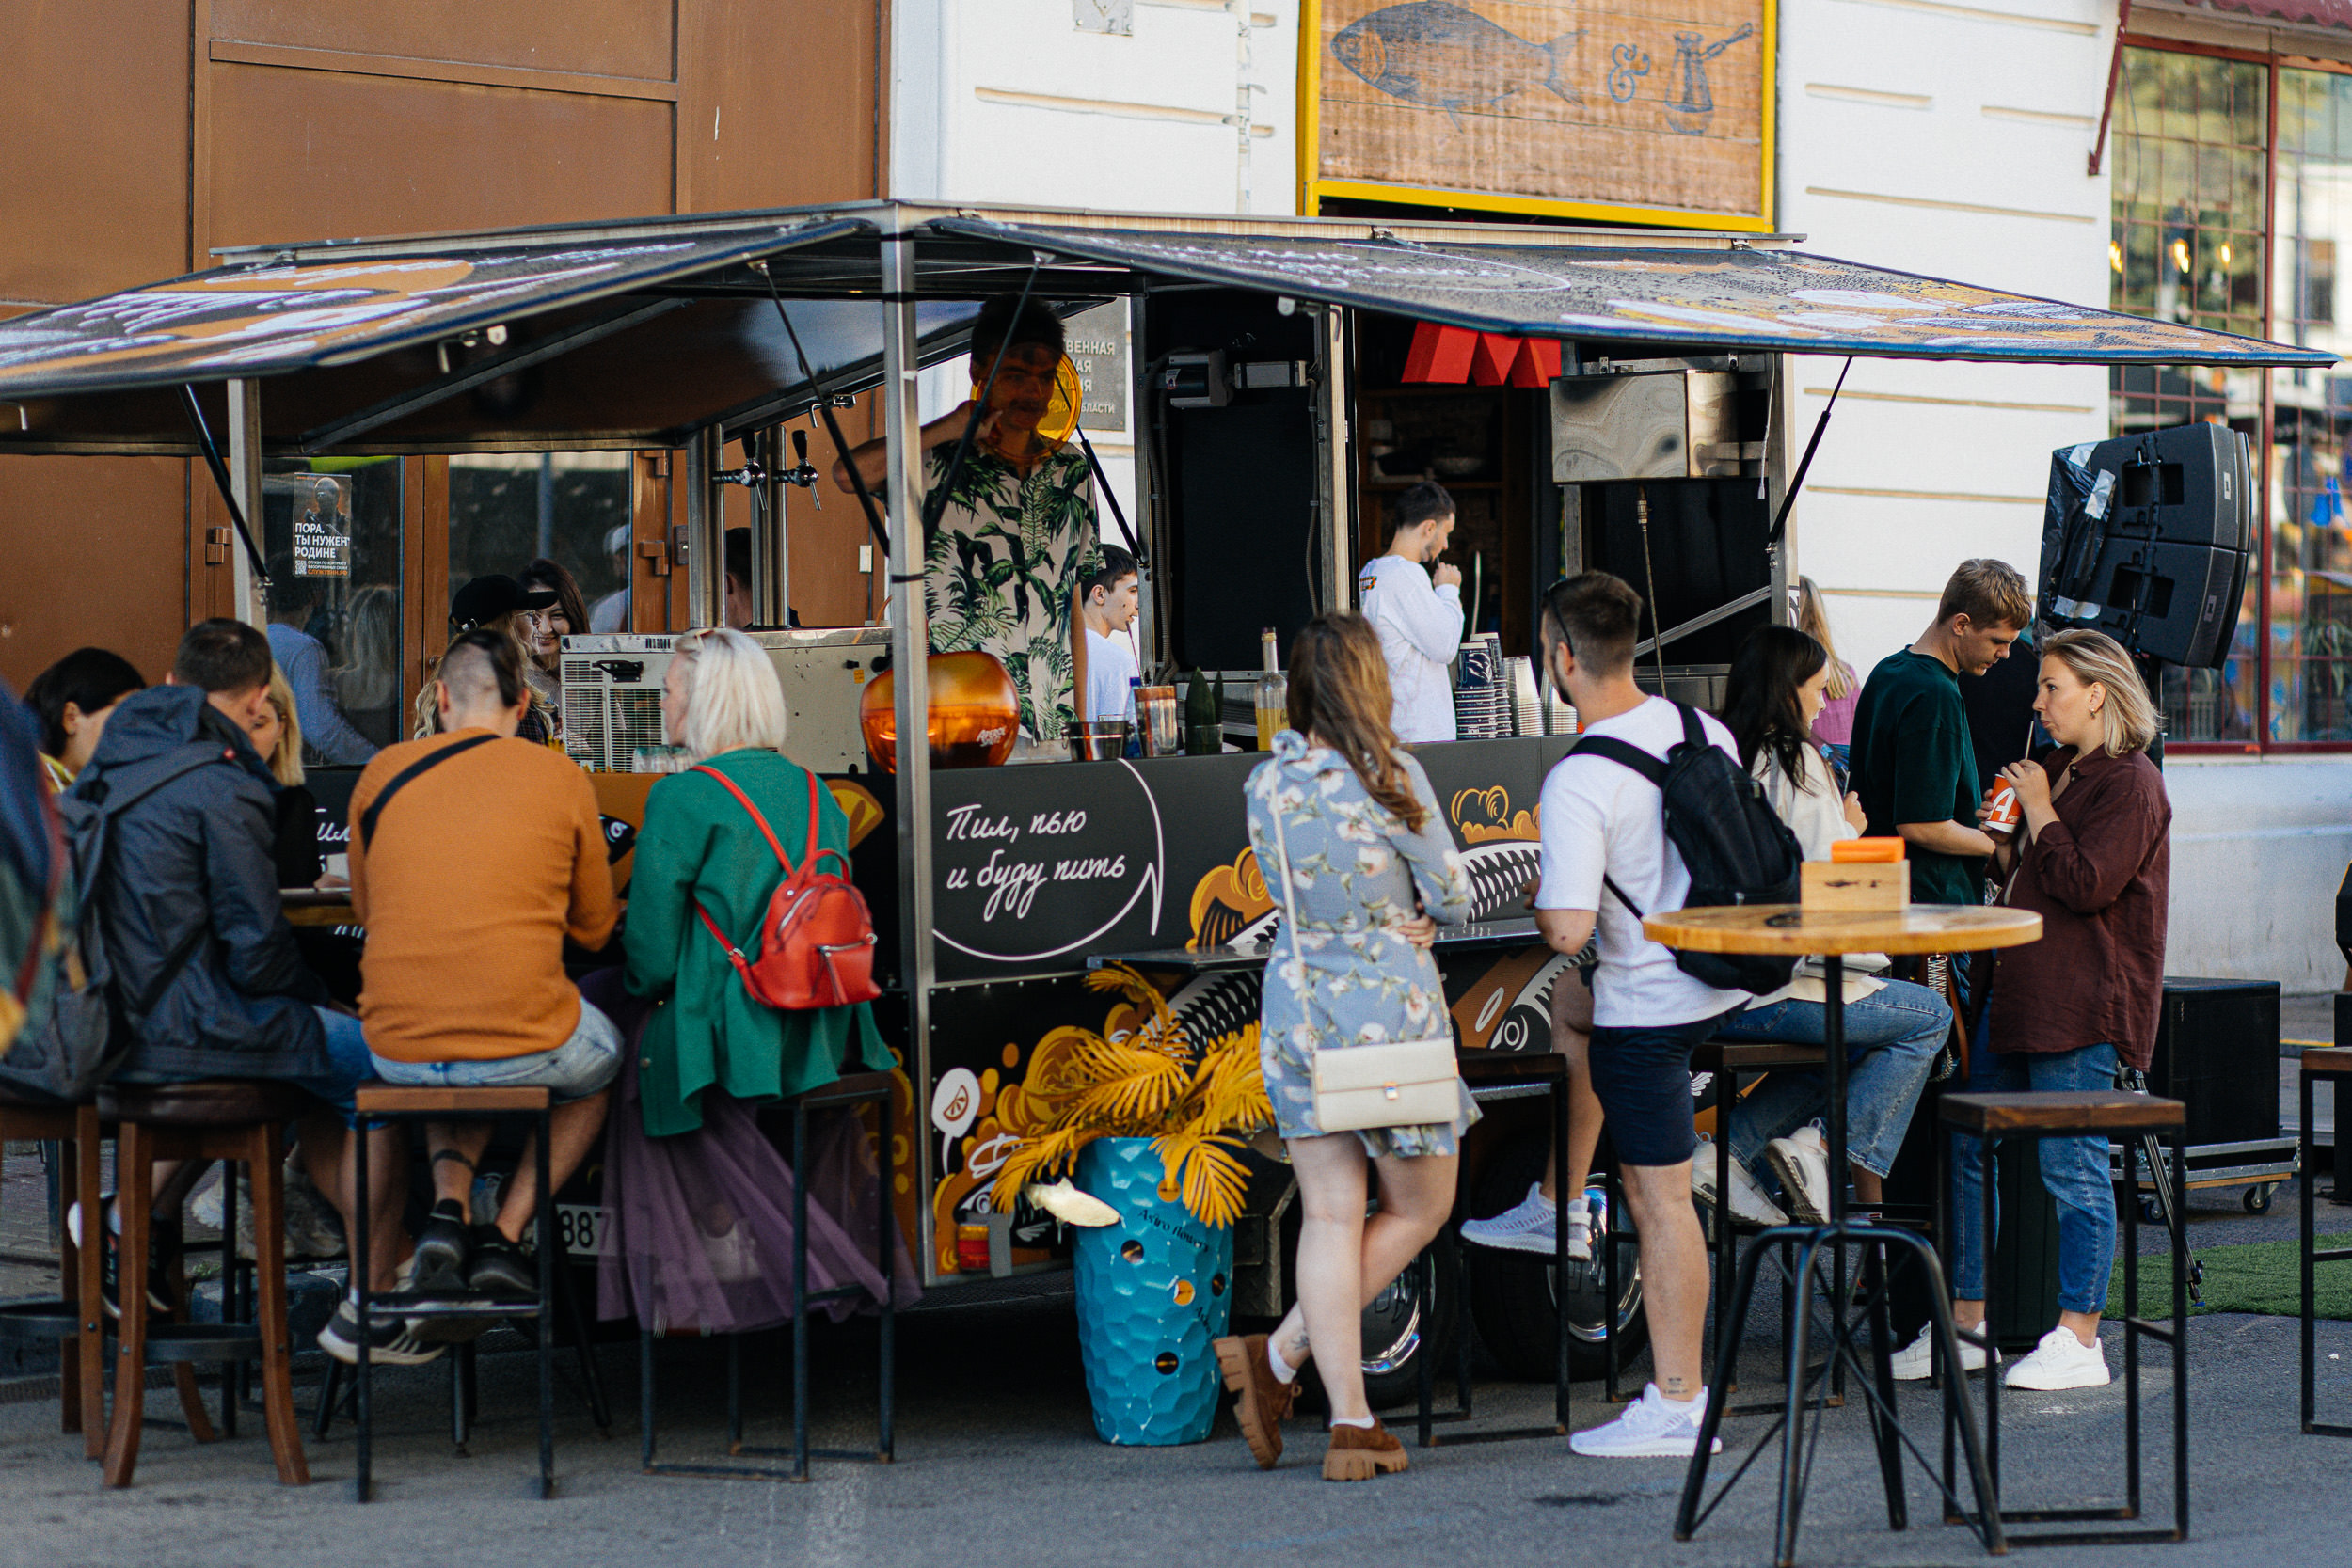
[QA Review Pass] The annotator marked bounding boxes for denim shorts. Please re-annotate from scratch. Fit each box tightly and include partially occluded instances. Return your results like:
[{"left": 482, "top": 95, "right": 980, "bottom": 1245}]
[
  {"left": 1585, "top": 1007, "right": 1741, "bottom": 1169},
  {"left": 369, "top": 997, "right": 622, "bottom": 1105}
]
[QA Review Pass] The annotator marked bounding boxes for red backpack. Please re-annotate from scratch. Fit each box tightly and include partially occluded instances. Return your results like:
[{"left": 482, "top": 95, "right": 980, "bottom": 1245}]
[{"left": 690, "top": 765, "right": 882, "bottom": 1010}]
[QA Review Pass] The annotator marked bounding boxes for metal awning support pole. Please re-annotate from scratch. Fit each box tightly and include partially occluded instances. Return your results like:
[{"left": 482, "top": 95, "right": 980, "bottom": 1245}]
[
  {"left": 1314, "top": 305, "right": 1352, "bottom": 614},
  {"left": 881, "top": 230, "right": 939, "bottom": 1283},
  {"left": 2088, "top": 0, "right": 2133, "bottom": 177},
  {"left": 685, "top": 428, "right": 723, "bottom": 628},
  {"left": 755, "top": 425, "right": 787, "bottom": 627},
  {"left": 227, "top": 380, "right": 265, "bottom": 628}
]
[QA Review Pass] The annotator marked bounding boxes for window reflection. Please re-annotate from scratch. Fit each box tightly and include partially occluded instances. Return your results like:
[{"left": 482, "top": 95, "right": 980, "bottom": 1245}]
[
  {"left": 2110, "top": 47, "right": 2266, "bottom": 743},
  {"left": 260, "top": 458, "right": 404, "bottom": 759}
]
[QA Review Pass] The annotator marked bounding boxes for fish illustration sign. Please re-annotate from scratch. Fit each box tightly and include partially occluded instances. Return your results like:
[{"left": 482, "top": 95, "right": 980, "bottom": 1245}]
[{"left": 1309, "top": 0, "right": 1771, "bottom": 230}]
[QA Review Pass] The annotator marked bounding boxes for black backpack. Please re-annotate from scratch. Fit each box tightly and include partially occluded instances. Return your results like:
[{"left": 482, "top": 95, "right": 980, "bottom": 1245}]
[
  {"left": 1573, "top": 703, "right": 1804, "bottom": 996},
  {"left": 0, "top": 740, "right": 233, "bottom": 1102}
]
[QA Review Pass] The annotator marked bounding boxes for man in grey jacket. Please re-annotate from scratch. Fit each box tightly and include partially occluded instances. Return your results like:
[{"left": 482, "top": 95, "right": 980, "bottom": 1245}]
[{"left": 79, "top": 619, "right": 429, "bottom": 1364}]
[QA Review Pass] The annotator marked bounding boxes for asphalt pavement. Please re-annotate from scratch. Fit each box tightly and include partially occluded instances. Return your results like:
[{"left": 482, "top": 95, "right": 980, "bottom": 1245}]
[{"left": 8, "top": 1178, "right": 2352, "bottom": 1568}]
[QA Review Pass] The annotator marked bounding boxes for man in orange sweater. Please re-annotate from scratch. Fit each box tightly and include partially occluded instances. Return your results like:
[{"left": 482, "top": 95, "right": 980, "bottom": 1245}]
[{"left": 343, "top": 630, "right": 619, "bottom": 1322}]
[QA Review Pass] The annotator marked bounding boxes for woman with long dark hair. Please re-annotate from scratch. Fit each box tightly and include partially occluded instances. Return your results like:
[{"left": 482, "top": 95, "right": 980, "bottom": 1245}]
[
  {"left": 1213, "top": 610, "right": 1473, "bottom": 1482},
  {"left": 1701, "top": 626, "right": 1951, "bottom": 1227}
]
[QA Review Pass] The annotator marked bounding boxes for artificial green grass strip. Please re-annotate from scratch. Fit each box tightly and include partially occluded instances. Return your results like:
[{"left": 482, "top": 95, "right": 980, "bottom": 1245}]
[{"left": 2106, "top": 1233, "right": 2352, "bottom": 1320}]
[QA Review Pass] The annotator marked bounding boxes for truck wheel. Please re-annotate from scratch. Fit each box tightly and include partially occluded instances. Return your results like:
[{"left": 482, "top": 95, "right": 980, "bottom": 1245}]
[
  {"left": 2245, "top": 1182, "right": 2278, "bottom": 1214},
  {"left": 1275, "top": 1180, "right": 1460, "bottom": 1413},
  {"left": 1464, "top": 1129, "right": 1646, "bottom": 1381}
]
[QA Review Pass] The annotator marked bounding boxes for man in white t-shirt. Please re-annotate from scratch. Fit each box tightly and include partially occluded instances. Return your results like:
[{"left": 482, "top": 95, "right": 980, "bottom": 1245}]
[
  {"left": 1531, "top": 571, "right": 1746, "bottom": 1460},
  {"left": 1357, "top": 482, "right": 1464, "bottom": 743},
  {"left": 1080, "top": 545, "right": 1139, "bottom": 723}
]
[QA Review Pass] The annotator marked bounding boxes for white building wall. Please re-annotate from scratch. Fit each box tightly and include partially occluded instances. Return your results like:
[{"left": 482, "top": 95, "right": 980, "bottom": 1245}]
[
  {"left": 890, "top": 0, "right": 1302, "bottom": 556},
  {"left": 1780, "top": 0, "right": 2352, "bottom": 990}
]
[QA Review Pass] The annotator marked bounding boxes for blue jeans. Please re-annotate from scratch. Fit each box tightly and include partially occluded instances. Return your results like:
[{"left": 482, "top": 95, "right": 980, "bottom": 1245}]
[
  {"left": 288, "top": 1006, "right": 376, "bottom": 1128},
  {"left": 369, "top": 997, "right": 621, "bottom": 1104},
  {"left": 1950, "top": 1024, "right": 2122, "bottom": 1316},
  {"left": 1716, "top": 977, "right": 1950, "bottom": 1180}
]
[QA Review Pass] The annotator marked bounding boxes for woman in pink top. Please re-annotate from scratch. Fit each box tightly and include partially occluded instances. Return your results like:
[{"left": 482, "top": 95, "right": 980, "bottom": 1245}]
[{"left": 1795, "top": 577, "right": 1859, "bottom": 759}]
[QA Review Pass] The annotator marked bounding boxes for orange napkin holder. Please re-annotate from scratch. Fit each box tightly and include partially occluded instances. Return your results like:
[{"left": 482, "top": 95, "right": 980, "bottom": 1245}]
[{"left": 1831, "top": 837, "right": 1906, "bottom": 863}]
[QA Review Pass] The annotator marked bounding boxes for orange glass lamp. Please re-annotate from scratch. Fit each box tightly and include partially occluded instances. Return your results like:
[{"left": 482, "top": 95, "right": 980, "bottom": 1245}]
[{"left": 858, "top": 650, "right": 1022, "bottom": 773}]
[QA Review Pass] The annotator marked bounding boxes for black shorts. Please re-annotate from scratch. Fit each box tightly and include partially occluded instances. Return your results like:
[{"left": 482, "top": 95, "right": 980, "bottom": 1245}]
[{"left": 1586, "top": 1008, "right": 1742, "bottom": 1169}]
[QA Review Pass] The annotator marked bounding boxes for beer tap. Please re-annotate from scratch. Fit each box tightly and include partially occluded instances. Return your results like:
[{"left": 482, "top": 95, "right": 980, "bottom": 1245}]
[{"left": 714, "top": 429, "right": 824, "bottom": 504}]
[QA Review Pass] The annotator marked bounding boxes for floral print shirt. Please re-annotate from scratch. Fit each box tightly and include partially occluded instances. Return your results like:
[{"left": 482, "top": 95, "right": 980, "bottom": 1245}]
[{"left": 921, "top": 440, "right": 1100, "bottom": 741}]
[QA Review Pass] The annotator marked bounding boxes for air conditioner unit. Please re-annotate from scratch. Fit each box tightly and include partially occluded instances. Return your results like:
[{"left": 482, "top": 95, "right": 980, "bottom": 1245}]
[{"left": 560, "top": 627, "right": 893, "bottom": 775}]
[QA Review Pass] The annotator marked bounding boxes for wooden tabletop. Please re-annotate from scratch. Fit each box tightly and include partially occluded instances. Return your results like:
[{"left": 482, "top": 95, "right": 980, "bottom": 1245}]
[{"left": 1642, "top": 903, "right": 2042, "bottom": 957}]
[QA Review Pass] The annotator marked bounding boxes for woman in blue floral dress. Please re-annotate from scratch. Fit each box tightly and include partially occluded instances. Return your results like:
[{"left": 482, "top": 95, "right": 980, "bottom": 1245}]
[{"left": 1214, "top": 611, "right": 1476, "bottom": 1482}]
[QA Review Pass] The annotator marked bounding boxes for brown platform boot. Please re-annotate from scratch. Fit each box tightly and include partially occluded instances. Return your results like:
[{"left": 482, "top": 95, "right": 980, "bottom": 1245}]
[
  {"left": 1214, "top": 1334, "right": 1299, "bottom": 1469},
  {"left": 1322, "top": 1417, "right": 1408, "bottom": 1481}
]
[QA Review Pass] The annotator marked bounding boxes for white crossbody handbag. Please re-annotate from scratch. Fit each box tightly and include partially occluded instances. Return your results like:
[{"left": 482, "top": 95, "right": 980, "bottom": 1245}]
[{"left": 1267, "top": 796, "right": 1462, "bottom": 1133}]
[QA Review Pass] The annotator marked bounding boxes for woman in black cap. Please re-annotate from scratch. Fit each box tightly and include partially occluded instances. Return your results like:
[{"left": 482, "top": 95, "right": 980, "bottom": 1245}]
[{"left": 449, "top": 574, "right": 563, "bottom": 745}]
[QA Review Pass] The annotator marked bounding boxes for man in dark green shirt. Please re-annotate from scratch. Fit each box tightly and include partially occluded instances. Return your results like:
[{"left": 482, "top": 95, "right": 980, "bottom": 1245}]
[{"left": 1848, "top": 559, "right": 2033, "bottom": 906}]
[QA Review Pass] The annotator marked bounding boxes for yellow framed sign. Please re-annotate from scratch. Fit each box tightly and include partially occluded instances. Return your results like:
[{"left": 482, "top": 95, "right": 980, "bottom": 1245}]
[{"left": 1300, "top": 0, "right": 1775, "bottom": 231}]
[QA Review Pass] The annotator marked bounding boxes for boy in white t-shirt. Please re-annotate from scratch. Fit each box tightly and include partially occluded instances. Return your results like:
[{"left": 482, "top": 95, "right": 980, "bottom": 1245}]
[
  {"left": 1080, "top": 546, "right": 1139, "bottom": 723},
  {"left": 1530, "top": 572, "right": 1746, "bottom": 1459}
]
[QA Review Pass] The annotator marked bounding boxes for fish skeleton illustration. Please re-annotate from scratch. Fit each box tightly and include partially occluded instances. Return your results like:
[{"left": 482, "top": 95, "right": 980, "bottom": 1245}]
[{"left": 1330, "top": 2, "right": 1584, "bottom": 130}]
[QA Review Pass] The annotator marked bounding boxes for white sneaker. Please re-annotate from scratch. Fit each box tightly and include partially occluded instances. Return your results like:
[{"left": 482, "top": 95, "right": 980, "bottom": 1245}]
[
  {"left": 2003, "top": 1326, "right": 2110, "bottom": 1391},
  {"left": 1569, "top": 1383, "right": 1724, "bottom": 1458},
  {"left": 1690, "top": 1134, "right": 1788, "bottom": 1227},
  {"left": 1461, "top": 1183, "right": 1590, "bottom": 1261},
  {"left": 1765, "top": 1123, "right": 1833, "bottom": 1224},
  {"left": 1886, "top": 1322, "right": 1996, "bottom": 1382}
]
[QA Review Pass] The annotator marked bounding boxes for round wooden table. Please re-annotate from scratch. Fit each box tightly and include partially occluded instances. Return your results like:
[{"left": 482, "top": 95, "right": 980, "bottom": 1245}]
[{"left": 1645, "top": 903, "right": 2041, "bottom": 1563}]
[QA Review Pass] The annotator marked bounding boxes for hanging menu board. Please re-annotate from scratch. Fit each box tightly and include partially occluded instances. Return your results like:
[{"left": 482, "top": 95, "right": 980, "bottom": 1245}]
[{"left": 1306, "top": 0, "right": 1772, "bottom": 230}]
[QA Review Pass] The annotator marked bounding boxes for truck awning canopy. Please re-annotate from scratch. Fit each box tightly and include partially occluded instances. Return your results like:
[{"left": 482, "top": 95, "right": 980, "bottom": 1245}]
[
  {"left": 0, "top": 200, "right": 2327, "bottom": 455},
  {"left": 933, "top": 217, "right": 2332, "bottom": 368}
]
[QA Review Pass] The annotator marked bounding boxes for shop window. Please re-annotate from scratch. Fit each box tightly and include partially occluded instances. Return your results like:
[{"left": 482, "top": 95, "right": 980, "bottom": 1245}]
[
  {"left": 446, "top": 453, "right": 634, "bottom": 635},
  {"left": 260, "top": 457, "right": 405, "bottom": 759},
  {"left": 2267, "top": 68, "right": 2352, "bottom": 742},
  {"left": 2110, "top": 46, "right": 2267, "bottom": 744}
]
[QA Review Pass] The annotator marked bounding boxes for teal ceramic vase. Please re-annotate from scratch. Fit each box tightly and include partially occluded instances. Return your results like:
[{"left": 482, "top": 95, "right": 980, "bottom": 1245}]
[{"left": 1071, "top": 1137, "right": 1233, "bottom": 1445}]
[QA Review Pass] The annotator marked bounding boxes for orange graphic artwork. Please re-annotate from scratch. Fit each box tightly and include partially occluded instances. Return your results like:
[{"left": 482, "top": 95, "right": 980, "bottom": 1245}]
[
  {"left": 1451, "top": 785, "right": 1541, "bottom": 844},
  {"left": 826, "top": 778, "right": 886, "bottom": 850},
  {"left": 1187, "top": 847, "right": 1273, "bottom": 949}
]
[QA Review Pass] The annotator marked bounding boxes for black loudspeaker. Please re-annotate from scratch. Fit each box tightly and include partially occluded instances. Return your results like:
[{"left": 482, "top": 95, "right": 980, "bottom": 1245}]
[
  {"left": 2040, "top": 423, "right": 2254, "bottom": 669},
  {"left": 2146, "top": 976, "right": 2280, "bottom": 1146}
]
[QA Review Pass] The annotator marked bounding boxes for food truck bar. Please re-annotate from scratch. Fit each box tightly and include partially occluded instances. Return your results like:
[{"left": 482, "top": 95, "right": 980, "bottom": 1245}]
[{"left": 0, "top": 203, "right": 2320, "bottom": 1329}]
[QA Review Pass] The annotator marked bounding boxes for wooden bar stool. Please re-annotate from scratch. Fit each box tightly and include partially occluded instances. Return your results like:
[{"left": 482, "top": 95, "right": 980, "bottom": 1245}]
[
  {"left": 347, "top": 1081, "right": 564, "bottom": 1502},
  {"left": 1937, "top": 1089, "right": 2187, "bottom": 1547},
  {"left": 2299, "top": 1047, "right": 2352, "bottom": 1437},
  {"left": 97, "top": 1079, "right": 312, "bottom": 1488},
  {"left": 0, "top": 1091, "right": 104, "bottom": 1456},
  {"left": 640, "top": 1069, "right": 897, "bottom": 1481}
]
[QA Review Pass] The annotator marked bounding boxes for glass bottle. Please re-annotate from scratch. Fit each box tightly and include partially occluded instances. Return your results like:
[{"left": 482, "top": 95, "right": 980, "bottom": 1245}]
[{"left": 1254, "top": 627, "right": 1287, "bottom": 751}]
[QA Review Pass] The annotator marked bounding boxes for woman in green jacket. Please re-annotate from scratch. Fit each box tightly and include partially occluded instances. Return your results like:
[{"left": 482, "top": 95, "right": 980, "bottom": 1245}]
[{"left": 624, "top": 628, "right": 893, "bottom": 1136}]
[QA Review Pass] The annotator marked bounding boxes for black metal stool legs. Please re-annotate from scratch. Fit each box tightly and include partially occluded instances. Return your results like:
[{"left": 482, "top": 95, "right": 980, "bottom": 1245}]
[{"left": 2303, "top": 1060, "right": 2352, "bottom": 1435}]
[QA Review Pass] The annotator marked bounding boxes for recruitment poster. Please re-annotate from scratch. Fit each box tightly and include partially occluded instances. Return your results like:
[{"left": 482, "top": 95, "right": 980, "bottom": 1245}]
[{"left": 1306, "top": 0, "right": 1774, "bottom": 229}]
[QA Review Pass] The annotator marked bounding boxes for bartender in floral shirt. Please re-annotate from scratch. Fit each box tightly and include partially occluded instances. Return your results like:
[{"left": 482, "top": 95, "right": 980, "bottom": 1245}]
[{"left": 838, "top": 296, "right": 1102, "bottom": 741}]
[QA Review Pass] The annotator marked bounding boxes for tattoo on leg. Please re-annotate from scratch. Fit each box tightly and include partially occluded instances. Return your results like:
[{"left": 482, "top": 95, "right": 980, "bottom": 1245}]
[
  {"left": 1661, "top": 1375, "right": 1692, "bottom": 1398},
  {"left": 1279, "top": 1326, "right": 1311, "bottom": 1363}
]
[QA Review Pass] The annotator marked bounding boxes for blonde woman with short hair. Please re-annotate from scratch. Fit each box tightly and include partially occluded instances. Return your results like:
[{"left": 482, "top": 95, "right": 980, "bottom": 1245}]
[
  {"left": 621, "top": 627, "right": 892, "bottom": 1137},
  {"left": 1905, "top": 627, "right": 2172, "bottom": 1391}
]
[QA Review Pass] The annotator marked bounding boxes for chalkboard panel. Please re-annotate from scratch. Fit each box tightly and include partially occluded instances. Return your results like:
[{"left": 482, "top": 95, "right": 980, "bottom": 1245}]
[{"left": 921, "top": 737, "right": 1572, "bottom": 983}]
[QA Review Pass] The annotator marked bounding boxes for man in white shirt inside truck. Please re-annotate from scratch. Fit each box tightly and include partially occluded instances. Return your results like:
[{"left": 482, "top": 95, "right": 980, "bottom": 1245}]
[{"left": 1357, "top": 481, "right": 1465, "bottom": 744}]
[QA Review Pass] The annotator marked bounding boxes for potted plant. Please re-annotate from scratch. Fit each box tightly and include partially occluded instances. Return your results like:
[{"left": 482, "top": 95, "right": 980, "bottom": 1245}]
[{"left": 991, "top": 964, "right": 1270, "bottom": 1445}]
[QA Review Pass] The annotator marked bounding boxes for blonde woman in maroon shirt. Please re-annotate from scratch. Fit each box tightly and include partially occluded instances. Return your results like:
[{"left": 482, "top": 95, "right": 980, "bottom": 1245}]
[{"left": 1893, "top": 628, "right": 2169, "bottom": 1390}]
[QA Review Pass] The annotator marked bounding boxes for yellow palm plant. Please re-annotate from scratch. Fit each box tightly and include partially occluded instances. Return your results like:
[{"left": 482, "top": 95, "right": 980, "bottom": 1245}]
[{"left": 991, "top": 964, "right": 1271, "bottom": 1227}]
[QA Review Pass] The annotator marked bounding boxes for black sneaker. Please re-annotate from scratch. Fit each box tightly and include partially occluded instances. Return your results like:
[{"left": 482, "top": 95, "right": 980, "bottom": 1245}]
[
  {"left": 466, "top": 1229, "right": 537, "bottom": 1299},
  {"left": 315, "top": 1301, "right": 446, "bottom": 1367},
  {"left": 71, "top": 1198, "right": 171, "bottom": 1318},
  {"left": 410, "top": 1201, "right": 472, "bottom": 1293}
]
